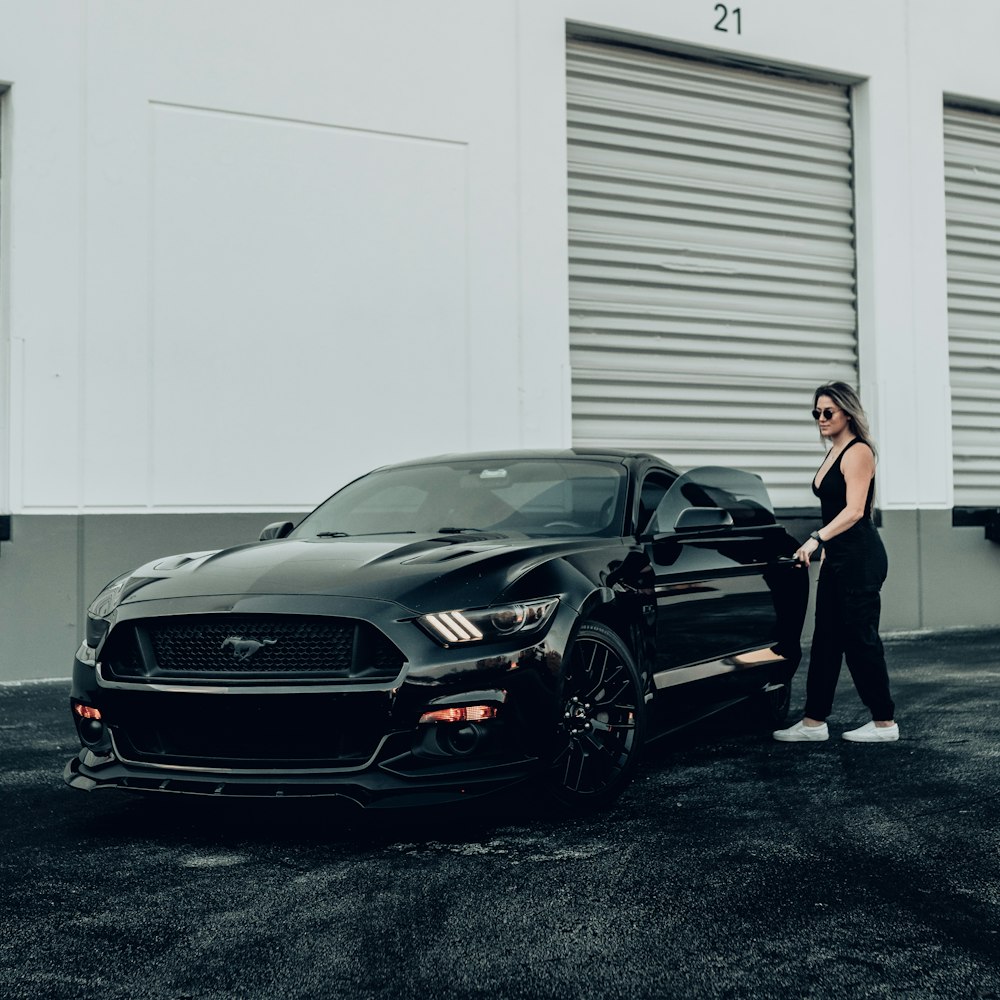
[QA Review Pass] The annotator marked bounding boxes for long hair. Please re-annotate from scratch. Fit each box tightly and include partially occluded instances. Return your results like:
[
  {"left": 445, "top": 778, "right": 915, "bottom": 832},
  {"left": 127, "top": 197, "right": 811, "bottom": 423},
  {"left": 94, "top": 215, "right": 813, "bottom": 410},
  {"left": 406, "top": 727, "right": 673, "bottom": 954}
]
[{"left": 813, "top": 381, "right": 878, "bottom": 459}]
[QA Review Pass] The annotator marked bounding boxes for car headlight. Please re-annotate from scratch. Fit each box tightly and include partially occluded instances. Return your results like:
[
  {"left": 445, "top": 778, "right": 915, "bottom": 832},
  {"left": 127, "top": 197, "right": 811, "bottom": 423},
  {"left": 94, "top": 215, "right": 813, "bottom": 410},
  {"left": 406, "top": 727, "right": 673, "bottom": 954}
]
[
  {"left": 83, "top": 574, "right": 132, "bottom": 652},
  {"left": 85, "top": 572, "right": 151, "bottom": 650},
  {"left": 88, "top": 574, "right": 132, "bottom": 620},
  {"left": 417, "top": 598, "right": 558, "bottom": 646}
]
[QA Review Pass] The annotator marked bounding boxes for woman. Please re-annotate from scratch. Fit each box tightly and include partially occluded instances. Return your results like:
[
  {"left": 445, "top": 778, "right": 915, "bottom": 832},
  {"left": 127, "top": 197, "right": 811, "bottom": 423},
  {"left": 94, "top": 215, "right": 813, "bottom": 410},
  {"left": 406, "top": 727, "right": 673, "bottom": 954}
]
[{"left": 773, "top": 382, "right": 899, "bottom": 743}]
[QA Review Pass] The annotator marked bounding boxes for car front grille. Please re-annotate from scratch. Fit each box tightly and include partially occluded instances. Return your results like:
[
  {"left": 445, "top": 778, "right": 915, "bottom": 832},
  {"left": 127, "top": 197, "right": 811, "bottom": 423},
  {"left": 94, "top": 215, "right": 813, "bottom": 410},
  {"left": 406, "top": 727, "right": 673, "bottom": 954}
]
[
  {"left": 101, "top": 614, "right": 405, "bottom": 683},
  {"left": 105, "top": 688, "right": 393, "bottom": 767}
]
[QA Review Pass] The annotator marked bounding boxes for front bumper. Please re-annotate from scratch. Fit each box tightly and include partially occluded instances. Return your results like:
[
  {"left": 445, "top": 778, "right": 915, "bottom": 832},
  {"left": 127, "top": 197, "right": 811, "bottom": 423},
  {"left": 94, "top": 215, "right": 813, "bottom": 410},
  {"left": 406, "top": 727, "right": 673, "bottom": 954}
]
[{"left": 65, "top": 594, "right": 577, "bottom": 807}]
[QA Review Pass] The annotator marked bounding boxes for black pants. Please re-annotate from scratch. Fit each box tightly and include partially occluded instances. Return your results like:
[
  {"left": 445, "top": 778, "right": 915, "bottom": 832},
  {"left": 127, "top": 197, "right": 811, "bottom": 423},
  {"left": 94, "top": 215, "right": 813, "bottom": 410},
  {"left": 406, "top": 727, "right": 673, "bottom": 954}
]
[{"left": 803, "top": 524, "right": 894, "bottom": 722}]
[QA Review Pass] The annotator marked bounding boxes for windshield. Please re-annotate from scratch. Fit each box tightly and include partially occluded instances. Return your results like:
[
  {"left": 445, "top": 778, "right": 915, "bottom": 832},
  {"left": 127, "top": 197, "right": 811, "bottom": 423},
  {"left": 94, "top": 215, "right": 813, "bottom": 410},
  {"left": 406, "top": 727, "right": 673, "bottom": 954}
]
[{"left": 292, "top": 459, "right": 628, "bottom": 538}]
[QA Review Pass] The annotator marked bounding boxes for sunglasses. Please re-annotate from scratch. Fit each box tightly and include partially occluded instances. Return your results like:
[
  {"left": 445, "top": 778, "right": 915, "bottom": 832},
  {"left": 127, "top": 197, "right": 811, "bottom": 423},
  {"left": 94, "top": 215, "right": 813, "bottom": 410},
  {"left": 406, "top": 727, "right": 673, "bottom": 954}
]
[{"left": 811, "top": 407, "right": 840, "bottom": 421}]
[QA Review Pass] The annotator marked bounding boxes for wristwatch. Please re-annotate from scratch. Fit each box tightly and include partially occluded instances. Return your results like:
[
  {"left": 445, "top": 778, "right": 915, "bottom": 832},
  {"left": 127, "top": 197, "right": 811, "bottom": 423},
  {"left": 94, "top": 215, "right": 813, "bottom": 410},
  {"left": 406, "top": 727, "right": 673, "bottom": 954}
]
[{"left": 809, "top": 531, "right": 824, "bottom": 548}]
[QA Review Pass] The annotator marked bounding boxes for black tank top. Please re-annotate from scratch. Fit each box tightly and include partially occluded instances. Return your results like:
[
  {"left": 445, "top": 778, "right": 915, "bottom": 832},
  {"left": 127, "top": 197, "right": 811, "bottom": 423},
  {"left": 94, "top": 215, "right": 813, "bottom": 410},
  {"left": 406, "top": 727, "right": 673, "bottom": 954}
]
[{"left": 812, "top": 438, "right": 875, "bottom": 525}]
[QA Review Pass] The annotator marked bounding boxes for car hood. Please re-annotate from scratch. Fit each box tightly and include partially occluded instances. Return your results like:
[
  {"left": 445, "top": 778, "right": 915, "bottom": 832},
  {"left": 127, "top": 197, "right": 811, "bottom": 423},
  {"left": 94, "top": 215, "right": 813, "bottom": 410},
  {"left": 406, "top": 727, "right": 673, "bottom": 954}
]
[{"left": 117, "top": 533, "right": 610, "bottom": 615}]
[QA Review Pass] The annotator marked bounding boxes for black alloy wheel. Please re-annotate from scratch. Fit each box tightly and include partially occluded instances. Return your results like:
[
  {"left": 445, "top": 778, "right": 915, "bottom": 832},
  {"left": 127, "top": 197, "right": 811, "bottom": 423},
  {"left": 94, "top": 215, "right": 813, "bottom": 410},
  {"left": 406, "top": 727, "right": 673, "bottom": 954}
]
[{"left": 548, "top": 621, "right": 645, "bottom": 809}]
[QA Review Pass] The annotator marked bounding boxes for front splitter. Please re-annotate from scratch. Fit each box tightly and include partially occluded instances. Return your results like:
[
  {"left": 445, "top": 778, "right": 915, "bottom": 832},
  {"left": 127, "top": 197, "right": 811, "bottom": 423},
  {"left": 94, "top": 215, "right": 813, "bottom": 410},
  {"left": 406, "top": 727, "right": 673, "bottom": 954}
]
[{"left": 64, "top": 750, "right": 533, "bottom": 809}]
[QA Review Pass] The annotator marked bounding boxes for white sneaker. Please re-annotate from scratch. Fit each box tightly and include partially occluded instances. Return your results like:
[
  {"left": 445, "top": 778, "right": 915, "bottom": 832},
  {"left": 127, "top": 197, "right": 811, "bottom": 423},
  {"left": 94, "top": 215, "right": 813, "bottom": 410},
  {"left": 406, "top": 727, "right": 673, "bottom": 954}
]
[
  {"left": 842, "top": 721, "right": 899, "bottom": 743},
  {"left": 773, "top": 720, "right": 829, "bottom": 742}
]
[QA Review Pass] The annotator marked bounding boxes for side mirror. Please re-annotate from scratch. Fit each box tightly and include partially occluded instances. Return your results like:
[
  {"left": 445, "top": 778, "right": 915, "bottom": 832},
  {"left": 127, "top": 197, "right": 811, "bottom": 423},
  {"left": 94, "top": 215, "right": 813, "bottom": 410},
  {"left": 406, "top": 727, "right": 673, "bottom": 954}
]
[
  {"left": 673, "top": 507, "right": 734, "bottom": 531},
  {"left": 259, "top": 520, "right": 295, "bottom": 541}
]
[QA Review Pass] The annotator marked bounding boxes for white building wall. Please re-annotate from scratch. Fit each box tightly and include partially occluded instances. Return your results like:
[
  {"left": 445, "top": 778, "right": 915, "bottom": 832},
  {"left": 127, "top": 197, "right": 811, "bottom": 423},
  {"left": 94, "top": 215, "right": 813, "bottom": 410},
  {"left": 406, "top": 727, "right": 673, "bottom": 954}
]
[
  {"left": 3, "top": 0, "right": 994, "bottom": 514},
  {"left": 1, "top": 1, "right": 999, "bottom": 680},
  {"left": 3, "top": 0, "right": 537, "bottom": 515}
]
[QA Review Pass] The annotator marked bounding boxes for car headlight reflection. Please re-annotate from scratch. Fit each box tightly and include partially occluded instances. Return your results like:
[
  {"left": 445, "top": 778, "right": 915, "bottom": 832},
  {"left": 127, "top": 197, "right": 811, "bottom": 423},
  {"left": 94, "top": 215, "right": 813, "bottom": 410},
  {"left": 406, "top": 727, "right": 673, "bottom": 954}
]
[
  {"left": 87, "top": 574, "right": 131, "bottom": 620},
  {"left": 81, "top": 575, "right": 132, "bottom": 656},
  {"left": 83, "top": 572, "right": 153, "bottom": 655},
  {"left": 418, "top": 598, "right": 558, "bottom": 646}
]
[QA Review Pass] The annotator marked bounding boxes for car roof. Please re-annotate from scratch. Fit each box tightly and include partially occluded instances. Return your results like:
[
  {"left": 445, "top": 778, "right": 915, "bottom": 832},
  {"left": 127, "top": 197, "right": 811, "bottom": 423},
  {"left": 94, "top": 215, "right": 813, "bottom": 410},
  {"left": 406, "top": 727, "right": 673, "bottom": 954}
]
[{"left": 378, "top": 448, "right": 679, "bottom": 473}]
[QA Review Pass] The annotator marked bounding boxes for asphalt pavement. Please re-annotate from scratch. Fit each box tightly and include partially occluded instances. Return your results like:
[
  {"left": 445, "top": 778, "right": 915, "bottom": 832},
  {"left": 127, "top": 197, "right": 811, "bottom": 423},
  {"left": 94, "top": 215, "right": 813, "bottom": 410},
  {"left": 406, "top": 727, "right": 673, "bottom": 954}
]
[{"left": 2, "top": 628, "right": 1000, "bottom": 1000}]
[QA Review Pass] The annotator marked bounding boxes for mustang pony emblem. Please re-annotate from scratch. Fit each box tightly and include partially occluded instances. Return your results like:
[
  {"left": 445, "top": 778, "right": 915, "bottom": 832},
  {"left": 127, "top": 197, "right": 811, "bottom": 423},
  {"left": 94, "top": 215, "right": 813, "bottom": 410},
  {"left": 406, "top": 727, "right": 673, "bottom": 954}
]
[{"left": 221, "top": 636, "right": 277, "bottom": 661}]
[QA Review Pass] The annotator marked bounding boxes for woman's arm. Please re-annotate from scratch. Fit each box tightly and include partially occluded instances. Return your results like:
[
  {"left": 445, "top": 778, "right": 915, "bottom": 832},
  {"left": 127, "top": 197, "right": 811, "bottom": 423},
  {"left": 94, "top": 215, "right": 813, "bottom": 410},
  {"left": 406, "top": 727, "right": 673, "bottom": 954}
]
[{"left": 795, "top": 443, "right": 875, "bottom": 565}]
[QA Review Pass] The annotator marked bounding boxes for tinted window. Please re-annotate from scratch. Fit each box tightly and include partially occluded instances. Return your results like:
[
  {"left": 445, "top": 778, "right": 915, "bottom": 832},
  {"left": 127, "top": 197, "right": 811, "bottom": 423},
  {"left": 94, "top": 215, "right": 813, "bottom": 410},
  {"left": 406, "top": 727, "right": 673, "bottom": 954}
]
[
  {"left": 636, "top": 471, "right": 678, "bottom": 536},
  {"left": 653, "top": 466, "right": 775, "bottom": 533},
  {"left": 293, "top": 459, "right": 628, "bottom": 538}
]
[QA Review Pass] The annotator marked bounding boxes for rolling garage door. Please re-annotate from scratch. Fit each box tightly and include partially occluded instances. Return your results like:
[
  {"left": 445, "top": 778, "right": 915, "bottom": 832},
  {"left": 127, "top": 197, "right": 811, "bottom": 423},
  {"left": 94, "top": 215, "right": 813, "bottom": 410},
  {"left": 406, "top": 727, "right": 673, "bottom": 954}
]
[
  {"left": 944, "top": 104, "right": 1000, "bottom": 508},
  {"left": 567, "top": 39, "right": 858, "bottom": 508}
]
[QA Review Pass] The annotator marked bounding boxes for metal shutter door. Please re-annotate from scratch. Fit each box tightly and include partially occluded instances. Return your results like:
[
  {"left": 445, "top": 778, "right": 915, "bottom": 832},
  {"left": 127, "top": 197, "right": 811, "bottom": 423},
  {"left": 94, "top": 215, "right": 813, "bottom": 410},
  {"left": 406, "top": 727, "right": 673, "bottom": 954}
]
[
  {"left": 567, "top": 40, "right": 858, "bottom": 508},
  {"left": 944, "top": 105, "right": 1000, "bottom": 507}
]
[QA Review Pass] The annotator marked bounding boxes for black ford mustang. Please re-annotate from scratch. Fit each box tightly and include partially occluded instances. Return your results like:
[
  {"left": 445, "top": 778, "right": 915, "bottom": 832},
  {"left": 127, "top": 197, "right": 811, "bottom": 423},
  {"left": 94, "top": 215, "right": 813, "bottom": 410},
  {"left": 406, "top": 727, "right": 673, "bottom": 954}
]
[{"left": 65, "top": 450, "right": 808, "bottom": 810}]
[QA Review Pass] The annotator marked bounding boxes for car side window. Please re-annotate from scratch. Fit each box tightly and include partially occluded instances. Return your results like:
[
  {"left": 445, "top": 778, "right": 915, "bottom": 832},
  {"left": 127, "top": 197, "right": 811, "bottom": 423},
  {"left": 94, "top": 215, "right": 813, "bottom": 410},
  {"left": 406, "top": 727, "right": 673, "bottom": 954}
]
[
  {"left": 654, "top": 466, "right": 776, "bottom": 533},
  {"left": 636, "top": 471, "right": 676, "bottom": 536}
]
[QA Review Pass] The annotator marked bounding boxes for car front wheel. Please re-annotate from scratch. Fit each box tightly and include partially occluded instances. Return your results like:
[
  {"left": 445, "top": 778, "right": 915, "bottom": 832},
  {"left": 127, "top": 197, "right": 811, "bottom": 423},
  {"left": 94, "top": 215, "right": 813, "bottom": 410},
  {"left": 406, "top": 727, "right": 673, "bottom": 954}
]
[{"left": 547, "top": 621, "right": 645, "bottom": 810}]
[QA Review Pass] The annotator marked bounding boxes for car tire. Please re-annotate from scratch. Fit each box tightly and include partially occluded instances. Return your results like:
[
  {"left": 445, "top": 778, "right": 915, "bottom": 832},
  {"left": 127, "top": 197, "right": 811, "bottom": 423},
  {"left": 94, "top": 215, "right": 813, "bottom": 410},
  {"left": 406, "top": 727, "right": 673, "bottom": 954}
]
[{"left": 546, "top": 621, "right": 646, "bottom": 811}]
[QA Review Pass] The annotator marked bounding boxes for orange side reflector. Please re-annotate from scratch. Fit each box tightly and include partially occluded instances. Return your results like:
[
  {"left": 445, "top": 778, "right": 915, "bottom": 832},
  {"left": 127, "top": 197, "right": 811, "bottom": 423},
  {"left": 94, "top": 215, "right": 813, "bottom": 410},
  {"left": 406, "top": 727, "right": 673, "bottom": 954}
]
[{"left": 73, "top": 703, "right": 102, "bottom": 721}]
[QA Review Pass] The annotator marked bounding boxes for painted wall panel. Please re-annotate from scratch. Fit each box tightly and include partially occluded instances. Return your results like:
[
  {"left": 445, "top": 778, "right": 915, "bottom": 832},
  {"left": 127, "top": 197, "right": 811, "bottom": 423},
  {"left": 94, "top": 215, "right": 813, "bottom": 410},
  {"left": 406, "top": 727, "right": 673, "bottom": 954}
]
[
  {"left": 918, "top": 510, "right": 1000, "bottom": 628},
  {"left": 1, "top": 7, "right": 85, "bottom": 510},
  {"left": 148, "top": 105, "right": 469, "bottom": 507},
  {"left": 2, "top": 0, "right": 521, "bottom": 514},
  {"left": 79, "top": 12, "right": 156, "bottom": 509},
  {"left": 0, "top": 516, "right": 78, "bottom": 680}
]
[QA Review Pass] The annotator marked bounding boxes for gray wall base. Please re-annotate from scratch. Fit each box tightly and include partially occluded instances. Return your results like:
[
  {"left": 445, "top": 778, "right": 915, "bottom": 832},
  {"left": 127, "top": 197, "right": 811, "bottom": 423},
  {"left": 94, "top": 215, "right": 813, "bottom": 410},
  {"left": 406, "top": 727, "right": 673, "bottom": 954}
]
[
  {"left": 882, "top": 508, "right": 1000, "bottom": 631},
  {"left": 0, "top": 512, "right": 298, "bottom": 682},
  {"left": 0, "top": 509, "right": 997, "bottom": 682}
]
